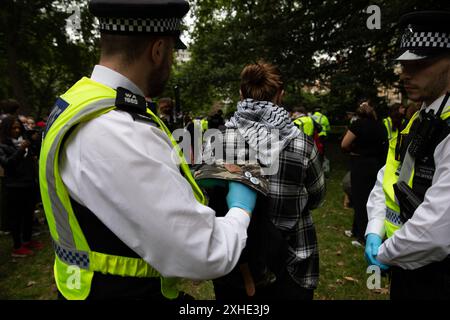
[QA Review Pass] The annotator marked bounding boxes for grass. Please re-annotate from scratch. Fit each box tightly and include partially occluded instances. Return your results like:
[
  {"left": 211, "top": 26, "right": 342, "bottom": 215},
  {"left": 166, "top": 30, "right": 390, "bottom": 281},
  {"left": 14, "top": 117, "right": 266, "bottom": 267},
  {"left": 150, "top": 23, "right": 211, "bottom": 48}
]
[
  {"left": 312, "top": 139, "right": 389, "bottom": 300},
  {"left": 0, "top": 137, "right": 389, "bottom": 300},
  {"left": 0, "top": 230, "right": 56, "bottom": 300}
]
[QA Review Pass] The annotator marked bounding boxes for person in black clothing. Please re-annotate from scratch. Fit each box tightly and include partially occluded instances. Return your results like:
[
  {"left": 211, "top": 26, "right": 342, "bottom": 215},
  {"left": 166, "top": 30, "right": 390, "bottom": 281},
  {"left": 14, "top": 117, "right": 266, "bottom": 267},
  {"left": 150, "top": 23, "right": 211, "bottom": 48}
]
[
  {"left": 208, "top": 109, "right": 225, "bottom": 130},
  {"left": 341, "top": 102, "right": 388, "bottom": 245},
  {"left": 157, "top": 97, "right": 182, "bottom": 132},
  {"left": 0, "top": 115, "right": 42, "bottom": 257}
]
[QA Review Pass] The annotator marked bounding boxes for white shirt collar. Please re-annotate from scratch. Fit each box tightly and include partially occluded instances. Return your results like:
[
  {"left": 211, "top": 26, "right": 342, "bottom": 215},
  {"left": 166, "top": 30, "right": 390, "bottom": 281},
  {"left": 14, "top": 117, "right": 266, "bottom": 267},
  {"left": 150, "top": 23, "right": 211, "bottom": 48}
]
[
  {"left": 90, "top": 65, "right": 145, "bottom": 97},
  {"left": 423, "top": 93, "right": 450, "bottom": 114}
]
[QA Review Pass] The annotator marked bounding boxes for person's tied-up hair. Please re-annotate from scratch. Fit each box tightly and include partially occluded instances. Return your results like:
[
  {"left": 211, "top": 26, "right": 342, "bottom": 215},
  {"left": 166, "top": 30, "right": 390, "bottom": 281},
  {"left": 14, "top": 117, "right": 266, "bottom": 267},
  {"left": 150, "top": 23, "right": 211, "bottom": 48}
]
[{"left": 240, "top": 60, "right": 283, "bottom": 102}]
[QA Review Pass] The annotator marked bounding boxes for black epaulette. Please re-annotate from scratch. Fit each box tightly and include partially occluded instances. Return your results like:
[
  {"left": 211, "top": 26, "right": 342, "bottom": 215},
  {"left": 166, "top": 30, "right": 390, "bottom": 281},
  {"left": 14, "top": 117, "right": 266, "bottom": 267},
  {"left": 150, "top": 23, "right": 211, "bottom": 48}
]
[{"left": 114, "top": 87, "right": 158, "bottom": 127}]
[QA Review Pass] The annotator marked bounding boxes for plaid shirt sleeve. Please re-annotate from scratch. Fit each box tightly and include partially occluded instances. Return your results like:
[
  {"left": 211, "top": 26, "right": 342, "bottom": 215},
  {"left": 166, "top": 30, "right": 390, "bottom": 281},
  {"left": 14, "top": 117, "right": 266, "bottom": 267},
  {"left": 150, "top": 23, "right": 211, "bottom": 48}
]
[{"left": 305, "top": 143, "right": 326, "bottom": 210}]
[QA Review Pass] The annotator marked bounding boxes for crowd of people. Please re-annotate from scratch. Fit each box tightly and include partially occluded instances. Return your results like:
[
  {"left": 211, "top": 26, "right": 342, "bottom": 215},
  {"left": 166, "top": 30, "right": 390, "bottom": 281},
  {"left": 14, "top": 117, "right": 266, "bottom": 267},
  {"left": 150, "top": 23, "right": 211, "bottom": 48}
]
[
  {"left": 1, "top": 0, "right": 449, "bottom": 302},
  {"left": 0, "top": 99, "right": 47, "bottom": 257}
]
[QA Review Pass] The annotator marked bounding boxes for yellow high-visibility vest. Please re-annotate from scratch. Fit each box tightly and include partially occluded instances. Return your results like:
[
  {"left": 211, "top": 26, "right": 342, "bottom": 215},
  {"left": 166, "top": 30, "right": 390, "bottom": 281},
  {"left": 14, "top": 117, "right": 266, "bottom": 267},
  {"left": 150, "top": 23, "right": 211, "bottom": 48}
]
[
  {"left": 39, "top": 77, "right": 205, "bottom": 299},
  {"left": 293, "top": 116, "right": 314, "bottom": 136},
  {"left": 383, "top": 110, "right": 450, "bottom": 237}
]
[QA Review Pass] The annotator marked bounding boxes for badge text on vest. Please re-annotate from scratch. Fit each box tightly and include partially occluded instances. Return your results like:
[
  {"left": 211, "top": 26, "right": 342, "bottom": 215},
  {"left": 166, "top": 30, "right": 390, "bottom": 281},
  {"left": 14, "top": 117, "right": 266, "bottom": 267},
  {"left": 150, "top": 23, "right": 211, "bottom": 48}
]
[
  {"left": 125, "top": 92, "right": 138, "bottom": 105},
  {"left": 115, "top": 87, "right": 147, "bottom": 115}
]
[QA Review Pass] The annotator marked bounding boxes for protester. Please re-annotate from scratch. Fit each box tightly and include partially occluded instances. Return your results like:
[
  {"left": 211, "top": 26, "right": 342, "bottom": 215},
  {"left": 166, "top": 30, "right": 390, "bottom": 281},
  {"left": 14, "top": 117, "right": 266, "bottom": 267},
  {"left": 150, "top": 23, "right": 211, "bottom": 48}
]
[
  {"left": 206, "top": 60, "right": 325, "bottom": 300},
  {"left": 365, "top": 11, "right": 450, "bottom": 299},
  {"left": 25, "top": 117, "right": 36, "bottom": 131},
  {"left": 208, "top": 109, "right": 225, "bottom": 130},
  {"left": 157, "top": 97, "right": 178, "bottom": 132},
  {"left": 341, "top": 101, "right": 387, "bottom": 246}
]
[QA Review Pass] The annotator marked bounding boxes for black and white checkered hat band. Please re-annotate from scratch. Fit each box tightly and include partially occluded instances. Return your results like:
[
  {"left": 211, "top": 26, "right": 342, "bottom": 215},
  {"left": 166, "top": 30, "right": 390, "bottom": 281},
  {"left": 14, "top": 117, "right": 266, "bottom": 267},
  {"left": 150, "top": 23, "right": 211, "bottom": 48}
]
[
  {"left": 401, "top": 31, "right": 450, "bottom": 49},
  {"left": 53, "top": 241, "right": 90, "bottom": 269},
  {"left": 99, "top": 17, "right": 181, "bottom": 33}
]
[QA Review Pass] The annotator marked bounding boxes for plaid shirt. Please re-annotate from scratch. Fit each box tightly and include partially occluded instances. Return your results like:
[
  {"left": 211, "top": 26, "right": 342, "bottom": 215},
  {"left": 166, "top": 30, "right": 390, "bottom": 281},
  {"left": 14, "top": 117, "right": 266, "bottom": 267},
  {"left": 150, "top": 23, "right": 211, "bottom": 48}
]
[{"left": 203, "top": 128, "right": 325, "bottom": 289}]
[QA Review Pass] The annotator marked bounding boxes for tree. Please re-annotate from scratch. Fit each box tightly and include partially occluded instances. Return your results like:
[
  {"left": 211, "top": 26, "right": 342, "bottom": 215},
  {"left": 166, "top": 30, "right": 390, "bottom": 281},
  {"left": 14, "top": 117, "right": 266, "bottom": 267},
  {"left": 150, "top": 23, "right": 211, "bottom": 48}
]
[{"left": 176, "top": 0, "right": 450, "bottom": 117}]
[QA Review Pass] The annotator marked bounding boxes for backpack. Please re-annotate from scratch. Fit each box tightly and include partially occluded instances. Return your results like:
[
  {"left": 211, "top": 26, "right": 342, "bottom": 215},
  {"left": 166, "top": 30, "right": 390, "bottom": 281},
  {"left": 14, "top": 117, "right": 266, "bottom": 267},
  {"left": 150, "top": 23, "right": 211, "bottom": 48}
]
[{"left": 205, "top": 185, "right": 288, "bottom": 296}]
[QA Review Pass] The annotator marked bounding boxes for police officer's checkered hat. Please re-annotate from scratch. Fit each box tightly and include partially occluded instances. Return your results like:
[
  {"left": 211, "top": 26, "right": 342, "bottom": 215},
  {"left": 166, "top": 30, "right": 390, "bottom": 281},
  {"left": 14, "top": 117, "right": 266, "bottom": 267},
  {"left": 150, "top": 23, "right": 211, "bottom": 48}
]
[
  {"left": 89, "top": 0, "right": 189, "bottom": 49},
  {"left": 396, "top": 11, "right": 450, "bottom": 61}
]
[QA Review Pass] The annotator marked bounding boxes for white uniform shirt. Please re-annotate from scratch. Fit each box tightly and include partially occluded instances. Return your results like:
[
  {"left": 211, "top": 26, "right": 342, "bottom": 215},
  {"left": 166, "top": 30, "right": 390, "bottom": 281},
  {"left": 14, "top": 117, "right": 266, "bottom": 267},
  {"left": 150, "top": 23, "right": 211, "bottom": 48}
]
[
  {"left": 366, "top": 94, "right": 450, "bottom": 269},
  {"left": 60, "top": 65, "right": 250, "bottom": 280}
]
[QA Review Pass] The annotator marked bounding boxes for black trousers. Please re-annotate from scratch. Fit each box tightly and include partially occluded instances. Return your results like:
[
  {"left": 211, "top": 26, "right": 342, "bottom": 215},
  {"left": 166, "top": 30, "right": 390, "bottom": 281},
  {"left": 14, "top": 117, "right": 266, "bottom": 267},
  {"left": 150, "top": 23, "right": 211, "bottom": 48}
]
[
  {"left": 350, "top": 155, "right": 382, "bottom": 242},
  {"left": 390, "top": 258, "right": 450, "bottom": 300},
  {"left": 5, "top": 186, "right": 36, "bottom": 249},
  {"left": 213, "top": 267, "right": 314, "bottom": 301}
]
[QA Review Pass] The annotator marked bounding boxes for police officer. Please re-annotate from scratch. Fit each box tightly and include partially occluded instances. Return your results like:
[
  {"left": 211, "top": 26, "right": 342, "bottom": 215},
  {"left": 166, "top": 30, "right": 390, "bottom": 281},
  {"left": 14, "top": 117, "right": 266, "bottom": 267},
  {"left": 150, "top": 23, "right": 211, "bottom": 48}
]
[
  {"left": 293, "top": 106, "right": 315, "bottom": 137},
  {"left": 382, "top": 103, "right": 404, "bottom": 156},
  {"left": 365, "top": 11, "right": 450, "bottom": 299},
  {"left": 39, "top": 0, "right": 257, "bottom": 300},
  {"left": 312, "top": 107, "right": 330, "bottom": 138}
]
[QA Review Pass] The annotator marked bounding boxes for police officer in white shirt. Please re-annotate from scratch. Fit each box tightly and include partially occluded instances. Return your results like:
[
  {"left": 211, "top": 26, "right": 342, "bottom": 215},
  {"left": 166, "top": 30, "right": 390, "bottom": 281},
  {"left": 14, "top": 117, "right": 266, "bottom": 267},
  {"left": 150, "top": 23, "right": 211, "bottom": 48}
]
[
  {"left": 365, "top": 11, "right": 450, "bottom": 299},
  {"left": 40, "top": 0, "right": 257, "bottom": 300}
]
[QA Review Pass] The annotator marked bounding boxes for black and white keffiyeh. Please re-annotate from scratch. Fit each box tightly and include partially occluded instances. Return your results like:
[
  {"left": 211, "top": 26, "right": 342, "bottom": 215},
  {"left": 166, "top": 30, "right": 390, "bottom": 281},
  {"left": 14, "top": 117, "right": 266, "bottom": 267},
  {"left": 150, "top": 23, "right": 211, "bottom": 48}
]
[{"left": 226, "top": 98, "right": 300, "bottom": 165}]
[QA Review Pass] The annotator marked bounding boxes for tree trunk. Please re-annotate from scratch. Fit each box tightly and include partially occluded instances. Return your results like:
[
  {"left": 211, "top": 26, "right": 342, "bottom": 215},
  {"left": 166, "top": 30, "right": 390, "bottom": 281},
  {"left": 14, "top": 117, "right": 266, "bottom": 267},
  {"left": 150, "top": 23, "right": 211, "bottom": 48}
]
[{"left": 6, "top": 40, "right": 30, "bottom": 114}]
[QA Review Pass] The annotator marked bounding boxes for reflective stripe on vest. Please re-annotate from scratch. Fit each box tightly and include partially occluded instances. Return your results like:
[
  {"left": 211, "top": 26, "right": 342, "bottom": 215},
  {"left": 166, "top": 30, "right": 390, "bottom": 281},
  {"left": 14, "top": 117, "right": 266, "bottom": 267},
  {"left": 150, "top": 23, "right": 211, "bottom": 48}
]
[
  {"left": 40, "top": 77, "right": 205, "bottom": 299},
  {"left": 383, "top": 117, "right": 393, "bottom": 140},
  {"left": 313, "top": 112, "right": 328, "bottom": 137},
  {"left": 383, "top": 108, "right": 450, "bottom": 238},
  {"left": 383, "top": 117, "right": 398, "bottom": 159}
]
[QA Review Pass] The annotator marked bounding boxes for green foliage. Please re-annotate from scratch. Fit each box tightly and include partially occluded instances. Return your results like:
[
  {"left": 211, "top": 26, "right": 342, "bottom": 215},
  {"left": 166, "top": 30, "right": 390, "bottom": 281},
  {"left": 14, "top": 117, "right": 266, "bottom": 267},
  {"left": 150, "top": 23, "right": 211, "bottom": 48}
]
[
  {"left": 0, "top": 0, "right": 98, "bottom": 117},
  {"left": 1, "top": 0, "right": 449, "bottom": 119},
  {"left": 177, "top": 0, "right": 449, "bottom": 117}
]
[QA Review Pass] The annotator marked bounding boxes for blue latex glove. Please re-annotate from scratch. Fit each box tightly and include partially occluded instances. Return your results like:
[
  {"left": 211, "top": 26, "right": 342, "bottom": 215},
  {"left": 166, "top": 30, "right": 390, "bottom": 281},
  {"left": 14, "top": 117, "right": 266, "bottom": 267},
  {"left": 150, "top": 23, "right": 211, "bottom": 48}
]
[
  {"left": 226, "top": 181, "right": 257, "bottom": 213},
  {"left": 365, "top": 233, "right": 390, "bottom": 270},
  {"left": 197, "top": 178, "right": 227, "bottom": 188}
]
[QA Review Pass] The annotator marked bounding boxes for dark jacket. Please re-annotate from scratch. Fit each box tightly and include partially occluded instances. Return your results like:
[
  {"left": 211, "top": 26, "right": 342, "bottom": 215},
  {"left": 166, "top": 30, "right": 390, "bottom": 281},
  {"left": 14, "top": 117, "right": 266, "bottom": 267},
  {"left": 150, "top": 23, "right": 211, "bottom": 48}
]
[{"left": 0, "top": 139, "right": 37, "bottom": 188}]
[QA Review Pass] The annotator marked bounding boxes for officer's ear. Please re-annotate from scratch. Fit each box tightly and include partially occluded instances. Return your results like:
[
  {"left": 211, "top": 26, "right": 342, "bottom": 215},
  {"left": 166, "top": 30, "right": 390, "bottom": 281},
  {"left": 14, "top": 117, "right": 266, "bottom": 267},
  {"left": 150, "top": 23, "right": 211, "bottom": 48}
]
[
  {"left": 149, "top": 38, "right": 165, "bottom": 66},
  {"left": 148, "top": 37, "right": 174, "bottom": 66}
]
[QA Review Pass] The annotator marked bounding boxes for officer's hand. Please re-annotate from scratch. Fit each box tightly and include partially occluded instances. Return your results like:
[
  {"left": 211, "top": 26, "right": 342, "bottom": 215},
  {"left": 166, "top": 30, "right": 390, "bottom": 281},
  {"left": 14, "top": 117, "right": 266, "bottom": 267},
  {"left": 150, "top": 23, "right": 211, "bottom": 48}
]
[
  {"left": 226, "top": 181, "right": 257, "bottom": 214},
  {"left": 365, "top": 233, "right": 389, "bottom": 270},
  {"left": 197, "top": 178, "right": 227, "bottom": 189}
]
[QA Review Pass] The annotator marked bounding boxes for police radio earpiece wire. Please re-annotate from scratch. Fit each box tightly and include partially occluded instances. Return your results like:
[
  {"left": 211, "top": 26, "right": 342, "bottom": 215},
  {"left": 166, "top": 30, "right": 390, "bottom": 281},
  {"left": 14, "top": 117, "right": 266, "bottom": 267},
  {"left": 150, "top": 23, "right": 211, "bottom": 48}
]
[{"left": 435, "top": 91, "right": 450, "bottom": 117}]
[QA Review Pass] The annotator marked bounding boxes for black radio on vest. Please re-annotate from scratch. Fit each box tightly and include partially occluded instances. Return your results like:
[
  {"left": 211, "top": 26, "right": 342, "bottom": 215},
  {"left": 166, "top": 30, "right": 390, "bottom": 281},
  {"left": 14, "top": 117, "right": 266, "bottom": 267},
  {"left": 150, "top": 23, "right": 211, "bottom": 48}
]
[
  {"left": 408, "top": 92, "right": 450, "bottom": 159},
  {"left": 394, "top": 92, "right": 450, "bottom": 222}
]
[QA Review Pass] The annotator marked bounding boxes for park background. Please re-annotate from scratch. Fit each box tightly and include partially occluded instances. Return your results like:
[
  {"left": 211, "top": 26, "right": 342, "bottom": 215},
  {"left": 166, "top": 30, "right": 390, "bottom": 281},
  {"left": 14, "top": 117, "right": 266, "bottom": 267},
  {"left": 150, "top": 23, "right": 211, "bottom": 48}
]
[{"left": 1, "top": 0, "right": 449, "bottom": 300}]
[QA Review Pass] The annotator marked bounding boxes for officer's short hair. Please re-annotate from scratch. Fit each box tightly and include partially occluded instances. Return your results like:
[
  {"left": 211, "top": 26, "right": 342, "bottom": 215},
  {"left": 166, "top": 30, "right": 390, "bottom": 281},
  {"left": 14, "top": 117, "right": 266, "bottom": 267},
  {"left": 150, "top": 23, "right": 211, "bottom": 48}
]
[
  {"left": 100, "top": 33, "right": 160, "bottom": 65},
  {"left": 294, "top": 106, "right": 307, "bottom": 114}
]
